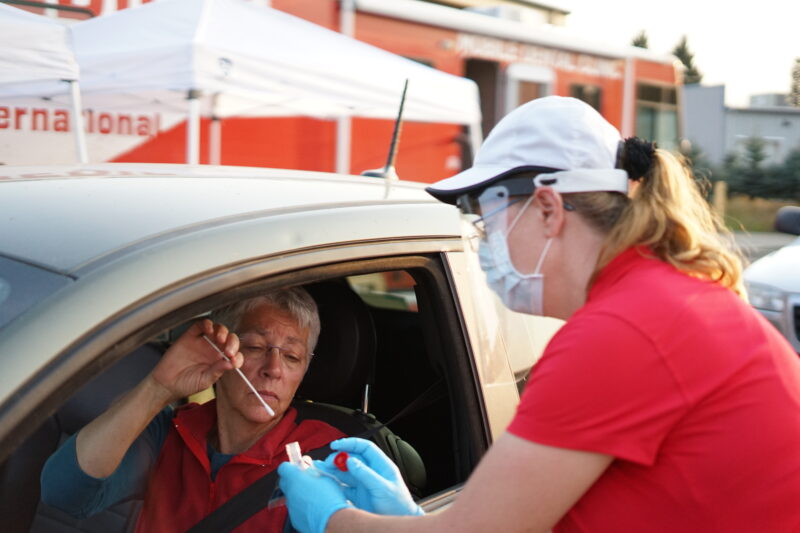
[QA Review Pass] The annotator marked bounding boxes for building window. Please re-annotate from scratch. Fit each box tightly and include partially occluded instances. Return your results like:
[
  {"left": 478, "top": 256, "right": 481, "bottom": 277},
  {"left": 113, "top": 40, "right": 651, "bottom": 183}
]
[
  {"left": 570, "top": 84, "right": 601, "bottom": 111},
  {"left": 636, "top": 83, "right": 679, "bottom": 151}
]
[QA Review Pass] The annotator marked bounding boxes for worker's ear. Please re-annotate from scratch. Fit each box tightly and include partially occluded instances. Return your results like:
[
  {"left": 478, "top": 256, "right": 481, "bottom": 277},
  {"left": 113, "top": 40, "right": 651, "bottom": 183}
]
[{"left": 533, "top": 187, "right": 566, "bottom": 238}]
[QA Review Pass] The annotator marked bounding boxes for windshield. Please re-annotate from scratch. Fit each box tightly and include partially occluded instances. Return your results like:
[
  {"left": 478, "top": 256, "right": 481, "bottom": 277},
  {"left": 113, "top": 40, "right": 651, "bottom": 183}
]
[{"left": 0, "top": 256, "right": 72, "bottom": 330}]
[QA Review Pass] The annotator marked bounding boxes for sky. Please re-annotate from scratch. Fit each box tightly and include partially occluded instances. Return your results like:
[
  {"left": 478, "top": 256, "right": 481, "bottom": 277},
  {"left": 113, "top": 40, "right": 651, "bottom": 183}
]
[{"left": 562, "top": 0, "right": 799, "bottom": 107}]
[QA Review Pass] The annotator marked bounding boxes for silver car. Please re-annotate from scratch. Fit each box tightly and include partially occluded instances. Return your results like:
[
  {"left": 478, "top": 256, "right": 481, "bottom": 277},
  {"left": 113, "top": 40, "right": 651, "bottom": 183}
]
[
  {"left": 744, "top": 206, "right": 800, "bottom": 354},
  {"left": 0, "top": 163, "right": 558, "bottom": 532}
]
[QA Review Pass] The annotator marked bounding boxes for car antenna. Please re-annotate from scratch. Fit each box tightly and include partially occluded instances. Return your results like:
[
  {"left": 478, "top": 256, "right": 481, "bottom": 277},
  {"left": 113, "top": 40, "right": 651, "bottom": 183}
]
[{"left": 361, "top": 79, "right": 408, "bottom": 199}]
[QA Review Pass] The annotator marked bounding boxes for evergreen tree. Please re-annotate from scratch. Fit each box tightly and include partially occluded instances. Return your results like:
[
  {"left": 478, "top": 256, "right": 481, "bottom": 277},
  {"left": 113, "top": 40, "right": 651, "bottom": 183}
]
[
  {"left": 741, "top": 136, "right": 768, "bottom": 198},
  {"left": 775, "top": 147, "right": 800, "bottom": 200},
  {"left": 722, "top": 143, "right": 800, "bottom": 201},
  {"left": 632, "top": 30, "right": 649, "bottom": 49},
  {"left": 720, "top": 152, "right": 744, "bottom": 194},
  {"left": 672, "top": 35, "right": 703, "bottom": 85},
  {"left": 679, "top": 139, "right": 712, "bottom": 187},
  {"left": 791, "top": 58, "right": 800, "bottom": 107}
]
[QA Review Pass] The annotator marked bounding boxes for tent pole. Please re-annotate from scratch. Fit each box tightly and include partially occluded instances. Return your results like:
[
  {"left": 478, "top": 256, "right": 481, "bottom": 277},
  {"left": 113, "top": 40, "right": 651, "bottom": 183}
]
[
  {"left": 186, "top": 89, "right": 201, "bottom": 164},
  {"left": 210, "top": 117, "right": 221, "bottom": 165},
  {"left": 335, "top": 118, "right": 351, "bottom": 174},
  {"left": 621, "top": 57, "right": 635, "bottom": 137},
  {"left": 335, "top": 0, "right": 356, "bottom": 175},
  {"left": 209, "top": 93, "right": 221, "bottom": 165},
  {"left": 467, "top": 121, "right": 483, "bottom": 164},
  {"left": 68, "top": 80, "right": 88, "bottom": 164}
]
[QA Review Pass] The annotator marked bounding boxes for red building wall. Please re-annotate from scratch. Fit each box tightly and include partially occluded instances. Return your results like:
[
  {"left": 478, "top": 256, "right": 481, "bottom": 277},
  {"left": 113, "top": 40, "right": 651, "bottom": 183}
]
[{"left": 19, "top": 0, "right": 679, "bottom": 182}]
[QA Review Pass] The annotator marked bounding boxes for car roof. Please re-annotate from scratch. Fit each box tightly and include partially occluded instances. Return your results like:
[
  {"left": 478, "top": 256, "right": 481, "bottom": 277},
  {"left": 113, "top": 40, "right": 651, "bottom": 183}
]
[{"left": 0, "top": 163, "right": 445, "bottom": 275}]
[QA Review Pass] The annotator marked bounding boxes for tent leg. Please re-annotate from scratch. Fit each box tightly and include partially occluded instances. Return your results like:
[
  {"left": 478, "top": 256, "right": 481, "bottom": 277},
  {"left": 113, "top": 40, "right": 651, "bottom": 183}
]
[
  {"left": 186, "top": 89, "right": 201, "bottom": 165},
  {"left": 335, "top": 117, "right": 351, "bottom": 174},
  {"left": 467, "top": 121, "right": 483, "bottom": 165},
  {"left": 68, "top": 80, "right": 89, "bottom": 164},
  {"left": 621, "top": 57, "right": 635, "bottom": 137},
  {"left": 209, "top": 117, "right": 222, "bottom": 165},
  {"left": 334, "top": 0, "right": 355, "bottom": 175}
]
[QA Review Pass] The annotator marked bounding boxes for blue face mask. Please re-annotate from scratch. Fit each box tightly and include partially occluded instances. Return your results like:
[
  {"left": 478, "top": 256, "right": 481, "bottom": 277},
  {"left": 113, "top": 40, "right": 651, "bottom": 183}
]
[
  {"left": 476, "top": 194, "right": 553, "bottom": 315},
  {"left": 479, "top": 233, "right": 552, "bottom": 315}
]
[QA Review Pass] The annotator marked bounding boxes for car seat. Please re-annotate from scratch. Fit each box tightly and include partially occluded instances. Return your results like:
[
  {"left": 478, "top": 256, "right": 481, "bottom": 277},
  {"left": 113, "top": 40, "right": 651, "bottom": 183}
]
[{"left": 298, "top": 281, "right": 427, "bottom": 496}]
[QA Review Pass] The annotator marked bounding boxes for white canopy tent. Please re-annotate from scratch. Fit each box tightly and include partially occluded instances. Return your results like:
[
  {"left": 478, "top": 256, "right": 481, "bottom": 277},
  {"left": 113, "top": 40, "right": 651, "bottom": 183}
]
[
  {"left": 64, "top": 0, "right": 482, "bottom": 168},
  {"left": 0, "top": 3, "right": 87, "bottom": 163}
]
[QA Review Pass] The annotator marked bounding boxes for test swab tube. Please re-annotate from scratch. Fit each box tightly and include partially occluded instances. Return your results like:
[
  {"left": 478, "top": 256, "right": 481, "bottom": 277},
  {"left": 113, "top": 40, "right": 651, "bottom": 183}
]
[
  {"left": 286, "top": 442, "right": 305, "bottom": 468},
  {"left": 285, "top": 442, "right": 343, "bottom": 482},
  {"left": 202, "top": 334, "right": 275, "bottom": 417}
]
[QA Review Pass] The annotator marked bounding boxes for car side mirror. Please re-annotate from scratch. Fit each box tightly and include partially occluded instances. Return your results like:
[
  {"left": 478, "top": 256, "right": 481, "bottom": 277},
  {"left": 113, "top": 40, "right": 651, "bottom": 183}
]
[{"left": 774, "top": 206, "right": 800, "bottom": 236}]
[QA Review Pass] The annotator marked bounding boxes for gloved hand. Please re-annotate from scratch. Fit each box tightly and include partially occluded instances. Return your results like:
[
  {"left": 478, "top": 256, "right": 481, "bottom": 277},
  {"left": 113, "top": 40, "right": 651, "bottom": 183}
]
[
  {"left": 277, "top": 461, "right": 353, "bottom": 533},
  {"left": 318, "top": 437, "right": 424, "bottom": 517}
]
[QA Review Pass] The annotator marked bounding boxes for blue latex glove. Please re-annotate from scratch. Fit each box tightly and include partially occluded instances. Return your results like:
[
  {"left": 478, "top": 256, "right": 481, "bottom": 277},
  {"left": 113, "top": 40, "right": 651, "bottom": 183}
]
[
  {"left": 277, "top": 461, "right": 353, "bottom": 533},
  {"left": 318, "top": 437, "right": 424, "bottom": 516}
]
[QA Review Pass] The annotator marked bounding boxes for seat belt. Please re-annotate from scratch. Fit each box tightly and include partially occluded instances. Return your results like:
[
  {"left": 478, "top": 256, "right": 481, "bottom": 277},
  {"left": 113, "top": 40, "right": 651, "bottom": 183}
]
[
  {"left": 184, "top": 444, "right": 330, "bottom": 533},
  {"left": 185, "top": 378, "right": 444, "bottom": 533}
]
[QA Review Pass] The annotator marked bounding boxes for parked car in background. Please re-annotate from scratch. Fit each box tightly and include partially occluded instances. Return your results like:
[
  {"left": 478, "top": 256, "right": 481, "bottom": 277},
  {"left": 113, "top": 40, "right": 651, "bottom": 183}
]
[
  {"left": 0, "top": 164, "right": 561, "bottom": 532},
  {"left": 744, "top": 206, "right": 800, "bottom": 354}
]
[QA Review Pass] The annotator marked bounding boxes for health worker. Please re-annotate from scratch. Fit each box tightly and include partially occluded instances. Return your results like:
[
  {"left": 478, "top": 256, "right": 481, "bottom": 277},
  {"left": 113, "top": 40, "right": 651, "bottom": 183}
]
[{"left": 278, "top": 96, "right": 800, "bottom": 533}]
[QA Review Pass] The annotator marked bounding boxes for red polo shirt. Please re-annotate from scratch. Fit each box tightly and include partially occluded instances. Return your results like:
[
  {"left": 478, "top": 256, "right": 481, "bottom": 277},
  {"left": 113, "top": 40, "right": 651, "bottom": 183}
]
[{"left": 508, "top": 247, "right": 800, "bottom": 532}]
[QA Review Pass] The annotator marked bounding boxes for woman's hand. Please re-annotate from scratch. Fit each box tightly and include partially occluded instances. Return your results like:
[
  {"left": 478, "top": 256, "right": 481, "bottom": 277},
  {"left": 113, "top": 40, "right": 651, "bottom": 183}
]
[{"left": 149, "top": 319, "right": 243, "bottom": 402}]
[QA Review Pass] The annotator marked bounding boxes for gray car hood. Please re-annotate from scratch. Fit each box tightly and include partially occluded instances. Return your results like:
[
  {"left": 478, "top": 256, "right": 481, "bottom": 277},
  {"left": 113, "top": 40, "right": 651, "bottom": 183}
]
[{"left": 744, "top": 237, "right": 800, "bottom": 292}]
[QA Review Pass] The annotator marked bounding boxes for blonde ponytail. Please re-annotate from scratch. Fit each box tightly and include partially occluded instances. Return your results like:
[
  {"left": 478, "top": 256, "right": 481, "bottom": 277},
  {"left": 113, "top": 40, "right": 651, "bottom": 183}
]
[{"left": 566, "top": 148, "right": 745, "bottom": 296}]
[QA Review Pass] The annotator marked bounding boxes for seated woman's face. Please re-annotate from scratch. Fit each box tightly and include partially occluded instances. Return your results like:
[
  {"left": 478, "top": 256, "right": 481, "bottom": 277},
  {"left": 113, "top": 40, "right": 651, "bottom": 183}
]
[{"left": 216, "top": 304, "right": 310, "bottom": 427}]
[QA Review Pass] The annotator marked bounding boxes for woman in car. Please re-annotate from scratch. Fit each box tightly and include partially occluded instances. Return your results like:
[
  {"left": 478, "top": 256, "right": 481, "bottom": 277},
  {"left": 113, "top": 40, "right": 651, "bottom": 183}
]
[
  {"left": 278, "top": 96, "right": 800, "bottom": 532},
  {"left": 42, "top": 287, "right": 344, "bottom": 532}
]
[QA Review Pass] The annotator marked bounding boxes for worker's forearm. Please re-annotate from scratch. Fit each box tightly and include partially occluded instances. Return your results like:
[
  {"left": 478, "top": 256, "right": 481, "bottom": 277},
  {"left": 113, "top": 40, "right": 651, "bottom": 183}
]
[
  {"left": 75, "top": 374, "right": 174, "bottom": 478},
  {"left": 326, "top": 508, "right": 445, "bottom": 533}
]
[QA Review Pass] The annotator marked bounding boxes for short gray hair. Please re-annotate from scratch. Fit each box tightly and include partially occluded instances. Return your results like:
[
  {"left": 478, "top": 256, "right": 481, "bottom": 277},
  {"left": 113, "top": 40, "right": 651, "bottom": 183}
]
[{"left": 211, "top": 287, "right": 321, "bottom": 357}]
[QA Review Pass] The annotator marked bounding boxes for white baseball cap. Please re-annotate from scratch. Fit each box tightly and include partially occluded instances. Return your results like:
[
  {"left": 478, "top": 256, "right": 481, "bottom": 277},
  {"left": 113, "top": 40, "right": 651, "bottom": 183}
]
[{"left": 426, "top": 96, "right": 629, "bottom": 204}]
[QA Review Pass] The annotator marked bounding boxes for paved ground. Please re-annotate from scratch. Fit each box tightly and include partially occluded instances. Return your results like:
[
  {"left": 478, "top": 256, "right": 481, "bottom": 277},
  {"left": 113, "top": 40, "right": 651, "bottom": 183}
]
[{"left": 733, "top": 231, "right": 796, "bottom": 262}]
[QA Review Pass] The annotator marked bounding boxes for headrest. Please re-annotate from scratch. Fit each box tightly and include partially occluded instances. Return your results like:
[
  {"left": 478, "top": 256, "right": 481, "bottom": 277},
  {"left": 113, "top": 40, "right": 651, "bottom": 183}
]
[{"left": 297, "top": 281, "right": 376, "bottom": 408}]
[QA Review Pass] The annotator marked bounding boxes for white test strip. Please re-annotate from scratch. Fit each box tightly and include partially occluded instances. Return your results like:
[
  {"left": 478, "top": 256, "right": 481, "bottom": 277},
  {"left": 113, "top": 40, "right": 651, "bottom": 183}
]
[
  {"left": 201, "top": 334, "right": 275, "bottom": 417},
  {"left": 286, "top": 441, "right": 304, "bottom": 467}
]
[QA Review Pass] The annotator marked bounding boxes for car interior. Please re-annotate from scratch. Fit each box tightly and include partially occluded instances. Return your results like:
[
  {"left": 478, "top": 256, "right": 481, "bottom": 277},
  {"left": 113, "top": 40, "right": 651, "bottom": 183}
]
[{"left": 0, "top": 256, "right": 488, "bottom": 532}]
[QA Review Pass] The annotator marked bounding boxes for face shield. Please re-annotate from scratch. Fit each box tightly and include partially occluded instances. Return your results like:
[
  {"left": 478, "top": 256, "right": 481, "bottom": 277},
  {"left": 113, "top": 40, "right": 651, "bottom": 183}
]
[
  {"left": 457, "top": 167, "right": 627, "bottom": 247},
  {"left": 457, "top": 174, "right": 538, "bottom": 250}
]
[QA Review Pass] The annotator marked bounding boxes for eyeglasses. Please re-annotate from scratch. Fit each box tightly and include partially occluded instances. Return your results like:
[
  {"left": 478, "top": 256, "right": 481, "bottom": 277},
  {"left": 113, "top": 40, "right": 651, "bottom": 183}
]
[
  {"left": 469, "top": 196, "right": 527, "bottom": 241},
  {"left": 238, "top": 333, "right": 310, "bottom": 367}
]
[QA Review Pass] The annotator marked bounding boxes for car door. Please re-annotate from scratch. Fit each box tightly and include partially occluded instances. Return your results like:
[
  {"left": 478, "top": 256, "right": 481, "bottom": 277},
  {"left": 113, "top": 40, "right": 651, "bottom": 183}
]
[{"left": 0, "top": 204, "right": 512, "bottom": 530}]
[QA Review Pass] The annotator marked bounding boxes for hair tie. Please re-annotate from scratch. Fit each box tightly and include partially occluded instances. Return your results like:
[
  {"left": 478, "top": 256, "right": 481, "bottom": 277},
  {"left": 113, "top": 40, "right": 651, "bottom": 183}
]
[{"left": 618, "top": 137, "right": 656, "bottom": 182}]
